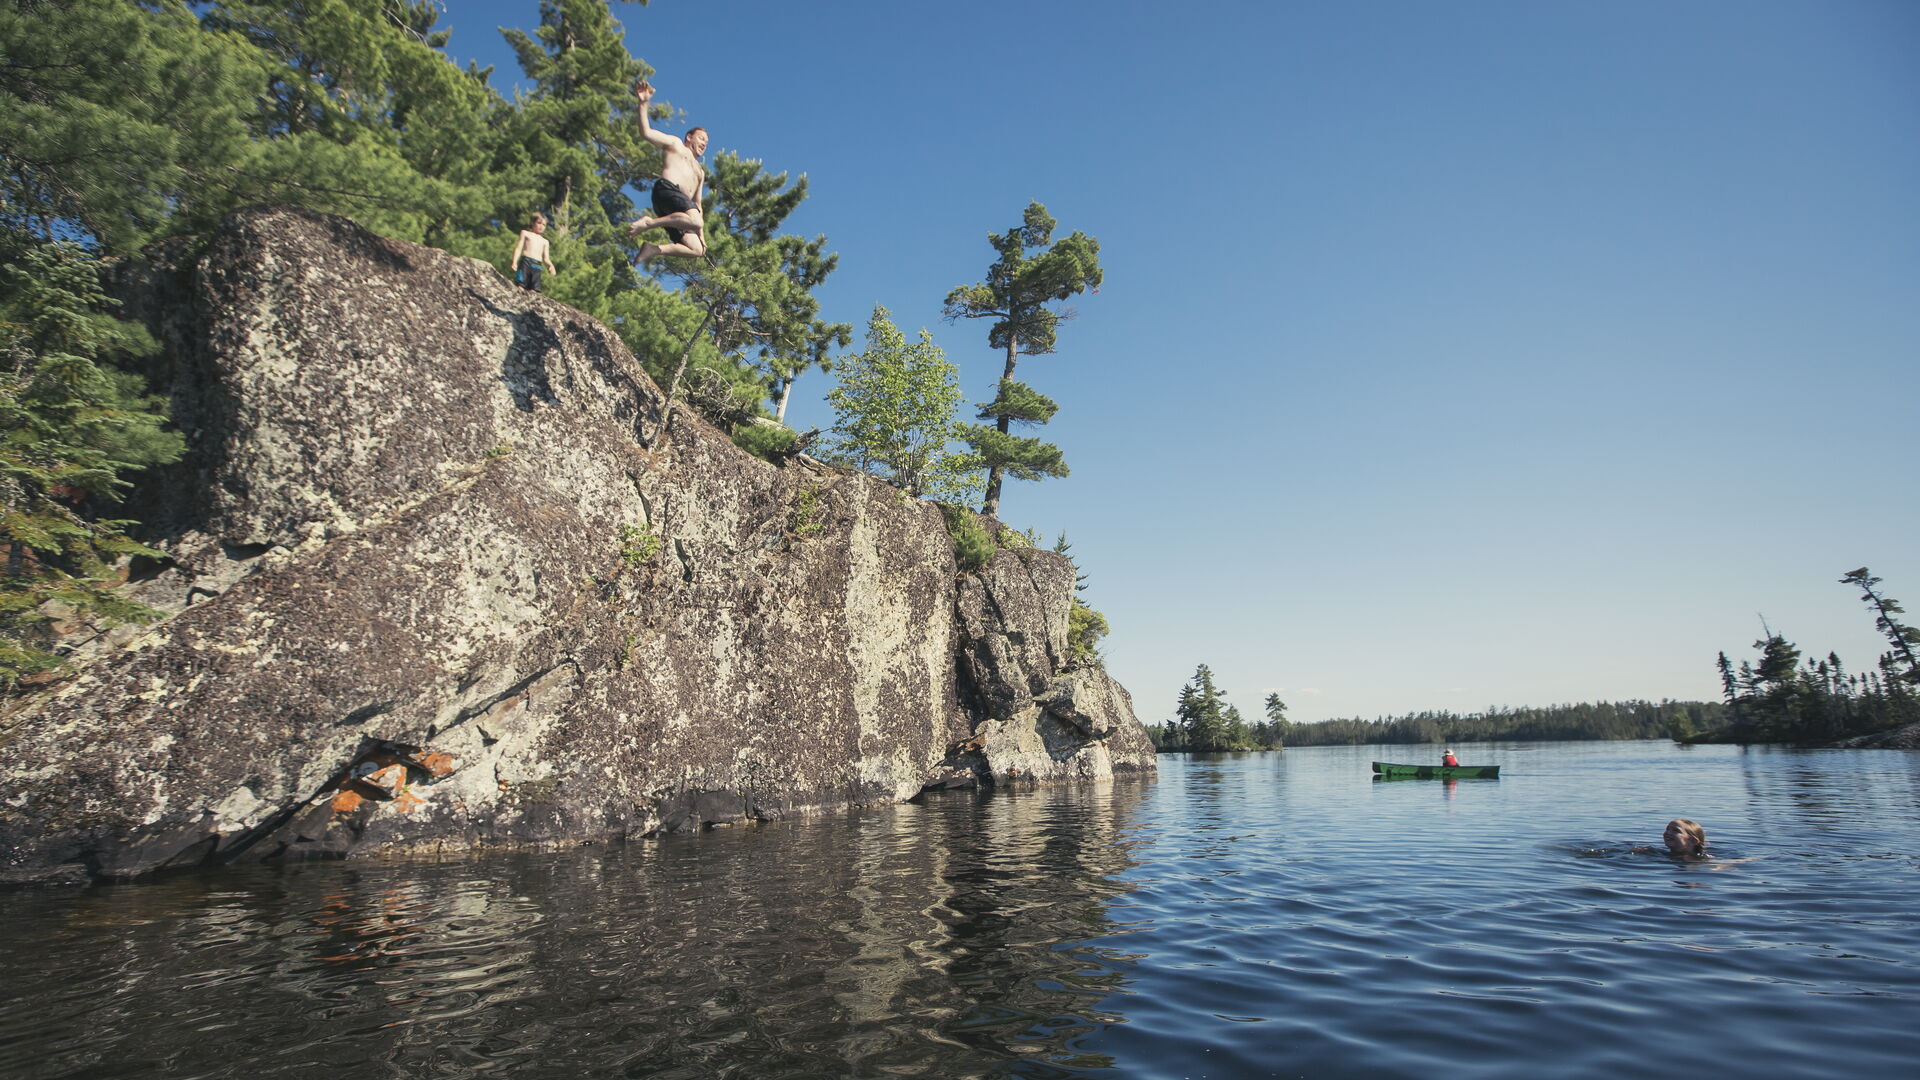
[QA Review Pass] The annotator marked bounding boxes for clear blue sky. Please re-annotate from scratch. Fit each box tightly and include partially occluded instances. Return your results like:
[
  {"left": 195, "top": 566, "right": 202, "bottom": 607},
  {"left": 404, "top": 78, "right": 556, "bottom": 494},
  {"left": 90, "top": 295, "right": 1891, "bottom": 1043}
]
[{"left": 454, "top": 1, "right": 1919, "bottom": 725}]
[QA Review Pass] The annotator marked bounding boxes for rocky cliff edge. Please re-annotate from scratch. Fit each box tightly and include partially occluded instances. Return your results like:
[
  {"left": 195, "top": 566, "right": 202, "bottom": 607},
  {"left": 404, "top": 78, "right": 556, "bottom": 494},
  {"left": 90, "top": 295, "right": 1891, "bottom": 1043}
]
[{"left": 0, "top": 209, "right": 1154, "bottom": 883}]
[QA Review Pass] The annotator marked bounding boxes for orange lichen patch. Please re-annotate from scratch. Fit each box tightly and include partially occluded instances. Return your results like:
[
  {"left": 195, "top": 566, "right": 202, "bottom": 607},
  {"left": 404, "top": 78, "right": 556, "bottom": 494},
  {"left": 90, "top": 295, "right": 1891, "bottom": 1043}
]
[
  {"left": 414, "top": 752, "right": 457, "bottom": 779},
  {"left": 392, "top": 790, "right": 426, "bottom": 814},
  {"left": 362, "top": 764, "right": 409, "bottom": 797},
  {"left": 331, "top": 789, "right": 365, "bottom": 814}
]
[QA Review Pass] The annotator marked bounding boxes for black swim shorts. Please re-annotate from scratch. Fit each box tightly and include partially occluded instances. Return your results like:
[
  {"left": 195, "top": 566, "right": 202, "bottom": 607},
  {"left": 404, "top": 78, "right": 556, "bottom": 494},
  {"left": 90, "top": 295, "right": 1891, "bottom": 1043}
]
[
  {"left": 651, "top": 178, "right": 699, "bottom": 243},
  {"left": 516, "top": 256, "right": 544, "bottom": 292}
]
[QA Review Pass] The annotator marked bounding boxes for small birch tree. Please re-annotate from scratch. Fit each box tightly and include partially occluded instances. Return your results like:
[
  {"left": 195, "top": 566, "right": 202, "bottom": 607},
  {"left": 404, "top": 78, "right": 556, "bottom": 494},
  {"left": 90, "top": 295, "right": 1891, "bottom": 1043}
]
[{"left": 825, "top": 307, "right": 979, "bottom": 502}]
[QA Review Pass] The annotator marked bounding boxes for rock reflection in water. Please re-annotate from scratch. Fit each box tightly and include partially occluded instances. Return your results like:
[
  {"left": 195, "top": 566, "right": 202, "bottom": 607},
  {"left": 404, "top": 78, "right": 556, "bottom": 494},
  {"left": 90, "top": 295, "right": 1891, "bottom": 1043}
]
[{"left": 0, "top": 780, "right": 1150, "bottom": 1080}]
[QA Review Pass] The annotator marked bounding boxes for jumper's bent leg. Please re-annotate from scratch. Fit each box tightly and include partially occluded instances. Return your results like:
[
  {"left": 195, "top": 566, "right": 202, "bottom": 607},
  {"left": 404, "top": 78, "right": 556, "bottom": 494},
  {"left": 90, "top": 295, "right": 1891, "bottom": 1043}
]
[
  {"left": 636, "top": 230, "right": 707, "bottom": 261},
  {"left": 628, "top": 207, "right": 702, "bottom": 236}
]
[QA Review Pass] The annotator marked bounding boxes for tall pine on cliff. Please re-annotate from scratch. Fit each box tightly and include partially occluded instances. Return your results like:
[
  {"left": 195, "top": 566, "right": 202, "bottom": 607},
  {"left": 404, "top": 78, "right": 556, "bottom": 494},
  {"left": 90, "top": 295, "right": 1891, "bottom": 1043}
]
[
  {"left": 498, "top": 0, "right": 656, "bottom": 313},
  {"left": 639, "top": 153, "right": 851, "bottom": 443},
  {"left": 705, "top": 155, "right": 851, "bottom": 426},
  {"left": 943, "top": 202, "right": 1101, "bottom": 517},
  {"left": 190, "top": 0, "right": 503, "bottom": 243},
  {"left": 0, "top": 0, "right": 254, "bottom": 250}
]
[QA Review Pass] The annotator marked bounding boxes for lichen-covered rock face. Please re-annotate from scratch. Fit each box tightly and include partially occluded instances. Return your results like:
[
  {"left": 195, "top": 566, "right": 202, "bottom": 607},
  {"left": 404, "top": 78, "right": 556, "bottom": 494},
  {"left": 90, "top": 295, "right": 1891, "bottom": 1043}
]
[{"left": 0, "top": 209, "right": 1154, "bottom": 883}]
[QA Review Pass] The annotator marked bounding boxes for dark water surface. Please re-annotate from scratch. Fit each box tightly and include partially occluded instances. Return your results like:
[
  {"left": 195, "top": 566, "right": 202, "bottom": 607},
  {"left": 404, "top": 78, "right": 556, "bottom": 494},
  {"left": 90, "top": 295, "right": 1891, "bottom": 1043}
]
[{"left": 4, "top": 741, "right": 1918, "bottom": 1079}]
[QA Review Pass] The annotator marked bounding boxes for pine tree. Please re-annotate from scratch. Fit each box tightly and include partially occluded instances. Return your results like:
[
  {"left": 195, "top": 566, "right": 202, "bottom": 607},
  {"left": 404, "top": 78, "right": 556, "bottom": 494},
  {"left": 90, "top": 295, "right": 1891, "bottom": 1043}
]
[
  {"left": 0, "top": 242, "right": 184, "bottom": 683},
  {"left": 942, "top": 202, "right": 1101, "bottom": 517},
  {"left": 0, "top": 0, "right": 255, "bottom": 252},
  {"left": 1716, "top": 651, "right": 1739, "bottom": 707},
  {"left": 185, "top": 1, "right": 503, "bottom": 243},
  {"left": 626, "top": 149, "right": 852, "bottom": 441},
  {"left": 1263, "top": 693, "right": 1290, "bottom": 748},
  {"left": 499, "top": 0, "right": 657, "bottom": 311},
  {"left": 703, "top": 154, "right": 852, "bottom": 424},
  {"left": 1176, "top": 664, "right": 1233, "bottom": 751},
  {"left": 1841, "top": 568, "right": 1920, "bottom": 683},
  {"left": 1052, "top": 531, "right": 1108, "bottom": 668}
]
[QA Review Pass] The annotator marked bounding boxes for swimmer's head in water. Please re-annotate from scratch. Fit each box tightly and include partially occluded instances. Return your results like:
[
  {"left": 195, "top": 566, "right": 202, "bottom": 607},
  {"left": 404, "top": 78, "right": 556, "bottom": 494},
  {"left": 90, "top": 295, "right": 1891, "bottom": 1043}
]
[{"left": 1664, "top": 818, "right": 1705, "bottom": 856}]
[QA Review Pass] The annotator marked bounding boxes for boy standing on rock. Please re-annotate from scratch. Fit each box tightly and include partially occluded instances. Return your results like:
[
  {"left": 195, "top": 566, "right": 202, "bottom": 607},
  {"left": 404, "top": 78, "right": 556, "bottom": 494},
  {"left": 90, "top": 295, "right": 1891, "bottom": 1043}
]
[
  {"left": 509, "top": 212, "right": 556, "bottom": 291},
  {"left": 626, "top": 81, "right": 709, "bottom": 261}
]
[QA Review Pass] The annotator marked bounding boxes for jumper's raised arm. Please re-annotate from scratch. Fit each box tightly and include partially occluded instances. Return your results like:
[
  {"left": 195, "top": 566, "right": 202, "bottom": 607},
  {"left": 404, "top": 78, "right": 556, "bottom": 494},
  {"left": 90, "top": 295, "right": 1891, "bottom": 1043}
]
[
  {"left": 631, "top": 81, "right": 681, "bottom": 153},
  {"left": 627, "top": 80, "right": 710, "bottom": 261}
]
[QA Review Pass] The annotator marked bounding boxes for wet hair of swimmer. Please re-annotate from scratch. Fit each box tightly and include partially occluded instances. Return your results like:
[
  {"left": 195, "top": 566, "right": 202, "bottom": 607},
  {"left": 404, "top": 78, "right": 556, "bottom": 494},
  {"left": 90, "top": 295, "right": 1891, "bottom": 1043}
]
[{"left": 1666, "top": 818, "right": 1706, "bottom": 853}]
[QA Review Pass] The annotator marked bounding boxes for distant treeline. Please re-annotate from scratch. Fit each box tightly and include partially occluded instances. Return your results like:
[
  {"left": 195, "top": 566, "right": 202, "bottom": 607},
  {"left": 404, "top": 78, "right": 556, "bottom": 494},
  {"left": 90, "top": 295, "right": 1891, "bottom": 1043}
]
[
  {"left": 1145, "top": 697, "right": 1722, "bottom": 751},
  {"left": 1272, "top": 700, "right": 1724, "bottom": 747},
  {"left": 1144, "top": 665, "right": 1726, "bottom": 751}
]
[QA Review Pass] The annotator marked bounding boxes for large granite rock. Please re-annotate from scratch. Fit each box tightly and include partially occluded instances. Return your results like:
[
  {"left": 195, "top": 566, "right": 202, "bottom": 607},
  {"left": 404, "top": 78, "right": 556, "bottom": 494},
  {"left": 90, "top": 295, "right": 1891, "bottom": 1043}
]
[{"left": 0, "top": 209, "right": 1154, "bottom": 883}]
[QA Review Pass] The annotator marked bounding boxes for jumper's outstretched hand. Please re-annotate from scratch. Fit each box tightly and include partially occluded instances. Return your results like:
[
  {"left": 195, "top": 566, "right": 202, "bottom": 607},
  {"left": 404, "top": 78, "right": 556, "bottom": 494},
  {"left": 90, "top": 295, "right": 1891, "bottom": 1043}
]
[{"left": 634, "top": 80, "right": 654, "bottom": 106}]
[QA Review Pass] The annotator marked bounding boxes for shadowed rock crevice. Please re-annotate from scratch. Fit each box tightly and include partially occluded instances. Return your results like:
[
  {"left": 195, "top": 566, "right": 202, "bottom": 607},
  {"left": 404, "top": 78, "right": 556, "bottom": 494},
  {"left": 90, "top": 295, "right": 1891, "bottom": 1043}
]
[{"left": 0, "top": 208, "right": 1154, "bottom": 884}]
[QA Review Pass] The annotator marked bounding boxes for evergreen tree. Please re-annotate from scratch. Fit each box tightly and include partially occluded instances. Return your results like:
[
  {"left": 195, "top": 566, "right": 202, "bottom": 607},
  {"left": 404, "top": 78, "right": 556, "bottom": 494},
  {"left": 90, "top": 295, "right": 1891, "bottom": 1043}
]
[
  {"left": 499, "top": 0, "right": 657, "bottom": 311},
  {"left": 0, "top": 242, "right": 184, "bottom": 683},
  {"left": 1263, "top": 692, "right": 1290, "bottom": 748},
  {"left": 1053, "top": 532, "right": 1089, "bottom": 595},
  {"left": 1716, "top": 651, "right": 1739, "bottom": 707},
  {"left": 637, "top": 153, "right": 850, "bottom": 439},
  {"left": 1222, "top": 703, "right": 1252, "bottom": 749},
  {"left": 823, "top": 307, "right": 977, "bottom": 501},
  {"left": 190, "top": 0, "right": 503, "bottom": 244},
  {"left": 703, "top": 154, "right": 851, "bottom": 424},
  {"left": 1049, "top": 531, "right": 1108, "bottom": 668},
  {"left": 1176, "top": 663, "right": 1244, "bottom": 751},
  {"left": 0, "top": 0, "right": 255, "bottom": 251},
  {"left": 942, "top": 202, "right": 1100, "bottom": 517},
  {"left": 1841, "top": 568, "right": 1920, "bottom": 683}
]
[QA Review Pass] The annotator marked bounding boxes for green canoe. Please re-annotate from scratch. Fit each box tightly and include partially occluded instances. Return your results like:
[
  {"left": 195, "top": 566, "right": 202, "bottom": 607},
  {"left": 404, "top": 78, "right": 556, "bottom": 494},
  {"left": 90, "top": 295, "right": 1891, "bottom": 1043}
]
[{"left": 1372, "top": 761, "right": 1500, "bottom": 779}]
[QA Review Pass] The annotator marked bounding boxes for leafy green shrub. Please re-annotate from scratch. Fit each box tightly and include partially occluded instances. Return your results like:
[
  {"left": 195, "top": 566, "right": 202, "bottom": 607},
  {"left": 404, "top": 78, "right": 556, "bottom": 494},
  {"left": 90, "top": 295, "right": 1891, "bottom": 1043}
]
[
  {"left": 1067, "top": 599, "right": 1110, "bottom": 668},
  {"left": 939, "top": 503, "right": 994, "bottom": 573},
  {"left": 996, "top": 525, "right": 1034, "bottom": 548},
  {"left": 619, "top": 523, "right": 660, "bottom": 567},
  {"left": 824, "top": 307, "right": 980, "bottom": 501},
  {"left": 789, "top": 485, "right": 824, "bottom": 539}
]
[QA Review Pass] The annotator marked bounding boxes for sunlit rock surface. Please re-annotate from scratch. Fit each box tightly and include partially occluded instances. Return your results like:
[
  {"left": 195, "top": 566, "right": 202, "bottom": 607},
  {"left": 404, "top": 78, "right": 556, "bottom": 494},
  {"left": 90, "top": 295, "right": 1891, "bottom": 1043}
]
[{"left": 0, "top": 209, "right": 1154, "bottom": 882}]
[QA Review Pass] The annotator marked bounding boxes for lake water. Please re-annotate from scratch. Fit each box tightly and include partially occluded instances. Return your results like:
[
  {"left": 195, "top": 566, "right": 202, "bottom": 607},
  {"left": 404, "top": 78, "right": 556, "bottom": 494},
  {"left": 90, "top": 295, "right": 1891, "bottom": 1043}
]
[{"left": 3, "top": 740, "right": 1917, "bottom": 1079}]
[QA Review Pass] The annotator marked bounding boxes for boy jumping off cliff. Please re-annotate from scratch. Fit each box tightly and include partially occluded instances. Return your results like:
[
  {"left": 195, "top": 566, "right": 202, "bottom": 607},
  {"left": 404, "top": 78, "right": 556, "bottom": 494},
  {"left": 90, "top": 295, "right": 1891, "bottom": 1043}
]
[
  {"left": 509, "top": 212, "right": 556, "bottom": 291},
  {"left": 626, "top": 81, "right": 709, "bottom": 261}
]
